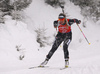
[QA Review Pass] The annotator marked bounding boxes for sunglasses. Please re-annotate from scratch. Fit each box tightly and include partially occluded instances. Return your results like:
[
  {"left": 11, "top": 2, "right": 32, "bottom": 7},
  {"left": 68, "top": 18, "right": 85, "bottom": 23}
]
[{"left": 58, "top": 18, "right": 65, "bottom": 21}]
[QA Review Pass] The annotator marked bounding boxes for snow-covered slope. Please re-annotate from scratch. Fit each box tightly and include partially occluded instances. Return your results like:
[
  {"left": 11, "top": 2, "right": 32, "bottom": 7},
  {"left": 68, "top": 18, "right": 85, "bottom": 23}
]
[
  {"left": 0, "top": 0, "right": 100, "bottom": 74},
  {"left": 0, "top": 15, "right": 39, "bottom": 69}
]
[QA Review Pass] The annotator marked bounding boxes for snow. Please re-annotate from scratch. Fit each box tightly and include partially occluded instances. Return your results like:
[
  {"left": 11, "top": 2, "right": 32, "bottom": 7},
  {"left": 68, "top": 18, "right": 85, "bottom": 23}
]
[{"left": 0, "top": 0, "right": 100, "bottom": 74}]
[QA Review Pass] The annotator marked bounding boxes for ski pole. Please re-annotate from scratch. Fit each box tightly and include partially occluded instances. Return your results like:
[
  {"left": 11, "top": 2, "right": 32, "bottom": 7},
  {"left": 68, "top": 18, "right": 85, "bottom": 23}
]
[{"left": 77, "top": 24, "right": 90, "bottom": 45}]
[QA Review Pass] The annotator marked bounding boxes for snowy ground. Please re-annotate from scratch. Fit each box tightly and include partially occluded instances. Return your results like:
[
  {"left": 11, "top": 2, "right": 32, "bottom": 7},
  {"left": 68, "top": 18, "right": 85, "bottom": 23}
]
[{"left": 0, "top": 0, "right": 100, "bottom": 74}]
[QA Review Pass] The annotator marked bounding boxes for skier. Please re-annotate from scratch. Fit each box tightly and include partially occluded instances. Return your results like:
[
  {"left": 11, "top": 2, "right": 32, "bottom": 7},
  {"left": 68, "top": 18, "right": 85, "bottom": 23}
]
[{"left": 40, "top": 13, "right": 81, "bottom": 67}]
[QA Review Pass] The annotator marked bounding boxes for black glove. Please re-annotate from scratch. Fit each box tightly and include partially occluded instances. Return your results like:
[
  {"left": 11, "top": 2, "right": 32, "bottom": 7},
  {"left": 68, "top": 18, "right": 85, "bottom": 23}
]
[
  {"left": 78, "top": 20, "right": 81, "bottom": 24},
  {"left": 53, "top": 21, "right": 58, "bottom": 28},
  {"left": 75, "top": 19, "right": 81, "bottom": 24}
]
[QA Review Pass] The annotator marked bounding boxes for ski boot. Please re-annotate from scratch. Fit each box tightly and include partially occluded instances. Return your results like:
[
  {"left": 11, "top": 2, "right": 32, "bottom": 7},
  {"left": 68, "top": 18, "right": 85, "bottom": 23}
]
[
  {"left": 40, "top": 58, "right": 49, "bottom": 67},
  {"left": 65, "top": 58, "right": 69, "bottom": 68}
]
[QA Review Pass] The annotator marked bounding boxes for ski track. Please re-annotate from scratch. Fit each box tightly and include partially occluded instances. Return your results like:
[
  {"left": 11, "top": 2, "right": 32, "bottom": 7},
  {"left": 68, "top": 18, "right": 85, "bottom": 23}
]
[
  {"left": 28, "top": 65, "right": 100, "bottom": 74},
  {"left": 0, "top": 64, "right": 100, "bottom": 74},
  {"left": 0, "top": 47, "right": 100, "bottom": 74}
]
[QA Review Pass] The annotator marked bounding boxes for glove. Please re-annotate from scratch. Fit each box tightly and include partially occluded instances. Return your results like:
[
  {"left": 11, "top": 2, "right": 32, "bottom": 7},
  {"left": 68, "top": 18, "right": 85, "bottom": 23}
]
[
  {"left": 53, "top": 21, "right": 58, "bottom": 28},
  {"left": 75, "top": 19, "right": 81, "bottom": 24},
  {"left": 78, "top": 20, "right": 81, "bottom": 24}
]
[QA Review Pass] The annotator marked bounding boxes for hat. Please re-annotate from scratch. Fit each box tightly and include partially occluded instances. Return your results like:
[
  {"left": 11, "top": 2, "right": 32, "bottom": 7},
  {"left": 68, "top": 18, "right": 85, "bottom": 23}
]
[{"left": 58, "top": 13, "right": 66, "bottom": 19}]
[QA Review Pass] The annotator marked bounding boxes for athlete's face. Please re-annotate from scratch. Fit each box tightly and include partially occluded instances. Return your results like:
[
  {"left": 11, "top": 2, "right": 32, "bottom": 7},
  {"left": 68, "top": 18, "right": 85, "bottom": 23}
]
[{"left": 59, "top": 18, "right": 65, "bottom": 24}]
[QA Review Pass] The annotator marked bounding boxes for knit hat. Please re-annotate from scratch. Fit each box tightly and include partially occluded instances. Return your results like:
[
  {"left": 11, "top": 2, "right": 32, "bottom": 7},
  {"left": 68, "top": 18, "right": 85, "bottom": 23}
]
[{"left": 58, "top": 13, "right": 66, "bottom": 19}]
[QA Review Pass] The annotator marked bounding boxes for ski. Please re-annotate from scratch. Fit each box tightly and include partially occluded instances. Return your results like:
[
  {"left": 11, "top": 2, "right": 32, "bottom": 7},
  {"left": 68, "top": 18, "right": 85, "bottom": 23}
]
[
  {"left": 29, "top": 66, "right": 49, "bottom": 69},
  {"left": 60, "top": 67, "right": 67, "bottom": 70},
  {"left": 29, "top": 65, "right": 70, "bottom": 70},
  {"left": 60, "top": 66, "right": 70, "bottom": 70}
]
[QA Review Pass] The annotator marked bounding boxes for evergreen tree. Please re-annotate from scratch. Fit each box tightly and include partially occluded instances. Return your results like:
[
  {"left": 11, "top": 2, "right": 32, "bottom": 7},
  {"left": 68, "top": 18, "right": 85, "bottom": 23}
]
[
  {"left": 35, "top": 28, "right": 50, "bottom": 47},
  {"left": 11, "top": 0, "right": 32, "bottom": 11},
  {"left": 44, "top": 0, "right": 65, "bottom": 7},
  {"left": 0, "top": 0, "right": 32, "bottom": 22},
  {"left": 0, "top": 0, "right": 13, "bottom": 12},
  {"left": 70, "top": 0, "right": 100, "bottom": 21}
]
